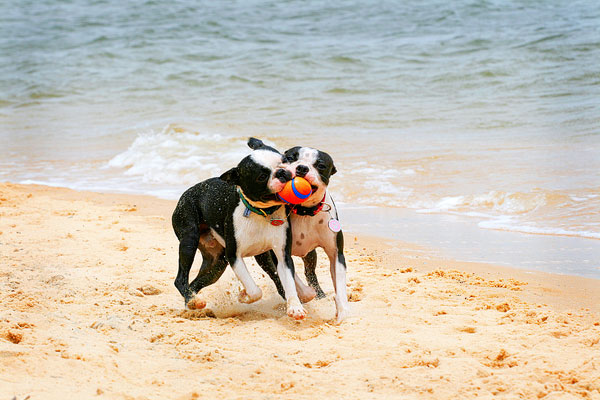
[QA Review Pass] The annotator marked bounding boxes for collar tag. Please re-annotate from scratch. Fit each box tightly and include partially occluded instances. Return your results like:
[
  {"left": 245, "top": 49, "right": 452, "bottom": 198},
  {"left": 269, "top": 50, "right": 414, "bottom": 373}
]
[
  {"left": 270, "top": 218, "right": 285, "bottom": 226},
  {"left": 328, "top": 218, "right": 341, "bottom": 232},
  {"left": 243, "top": 207, "right": 251, "bottom": 218}
]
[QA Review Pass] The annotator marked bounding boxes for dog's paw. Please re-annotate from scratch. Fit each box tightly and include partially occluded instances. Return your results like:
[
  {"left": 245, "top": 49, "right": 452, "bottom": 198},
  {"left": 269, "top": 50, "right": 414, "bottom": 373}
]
[
  {"left": 335, "top": 306, "right": 350, "bottom": 324},
  {"left": 238, "top": 288, "right": 262, "bottom": 304},
  {"left": 286, "top": 298, "right": 307, "bottom": 320},
  {"left": 287, "top": 306, "right": 307, "bottom": 320},
  {"left": 186, "top": 297, "right": 206, "bottom": 310}
]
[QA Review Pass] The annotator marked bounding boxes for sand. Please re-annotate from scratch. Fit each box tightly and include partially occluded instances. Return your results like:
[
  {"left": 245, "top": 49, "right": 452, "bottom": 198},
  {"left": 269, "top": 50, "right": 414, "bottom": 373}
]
[{"left": 1, "top": 182, "right": 599, "bottom": 399}]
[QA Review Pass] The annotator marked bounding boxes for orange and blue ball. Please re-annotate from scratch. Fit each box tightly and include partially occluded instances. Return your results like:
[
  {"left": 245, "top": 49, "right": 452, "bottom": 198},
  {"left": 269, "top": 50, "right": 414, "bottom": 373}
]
[{"left": 277, "top": 177, "right": 312, "bottom": 204}]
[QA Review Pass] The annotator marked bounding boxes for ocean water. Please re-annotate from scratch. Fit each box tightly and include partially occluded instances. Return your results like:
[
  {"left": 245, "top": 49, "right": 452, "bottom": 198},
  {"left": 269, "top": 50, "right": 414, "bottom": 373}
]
[{"left": 1, "top": 1, "right": 599, "bottom": 273}]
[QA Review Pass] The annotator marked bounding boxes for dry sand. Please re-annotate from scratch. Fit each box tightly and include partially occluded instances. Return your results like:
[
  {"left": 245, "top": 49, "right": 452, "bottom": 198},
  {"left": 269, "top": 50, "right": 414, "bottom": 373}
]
[{"left": 1, "top": 182, "right": 599, "bottom": 399}]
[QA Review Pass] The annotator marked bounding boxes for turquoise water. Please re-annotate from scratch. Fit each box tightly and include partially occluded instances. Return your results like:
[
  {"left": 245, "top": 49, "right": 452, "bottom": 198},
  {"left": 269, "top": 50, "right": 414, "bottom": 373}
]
[
  {"left": 1, "top": 1, "right": 599, "bottom": 270},
  {"left": 2, "top": 0, "right": 599, "bottom": 137}
]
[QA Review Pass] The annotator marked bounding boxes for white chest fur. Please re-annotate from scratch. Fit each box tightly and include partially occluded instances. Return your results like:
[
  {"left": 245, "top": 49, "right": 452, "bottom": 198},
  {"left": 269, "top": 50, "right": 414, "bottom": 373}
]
[{"left": 232, "top": 204, "right": 289, "bottom": 257}]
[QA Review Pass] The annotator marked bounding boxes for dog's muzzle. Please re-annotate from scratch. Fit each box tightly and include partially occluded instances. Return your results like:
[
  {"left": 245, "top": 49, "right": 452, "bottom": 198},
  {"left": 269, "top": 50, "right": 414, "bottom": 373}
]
[
  {"left": 275, "top": 168, "right": 292, "bottom": 183},
  {"left": 295, "top": 165, "right": 309, "bottom": 177}
]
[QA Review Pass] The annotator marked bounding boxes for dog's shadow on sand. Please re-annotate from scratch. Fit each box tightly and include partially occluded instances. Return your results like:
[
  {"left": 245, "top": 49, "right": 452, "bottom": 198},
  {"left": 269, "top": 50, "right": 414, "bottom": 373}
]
[{"left": 173, "top": 300, "right": 336, "bottom": 330}]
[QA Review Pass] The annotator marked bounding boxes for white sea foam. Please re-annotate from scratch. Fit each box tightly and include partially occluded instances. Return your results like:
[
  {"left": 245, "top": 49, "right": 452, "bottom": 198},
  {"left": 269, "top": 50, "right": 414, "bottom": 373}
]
[
  {"left": 362, "top": 180, "right": 413, "bottom": 197},
  {"left": 352, "top": 167, "right": 401, "bottom": 179},
  {"left": 479, "top": 218, "right": 600, "bottom": 240},
  {"left": 90, "top": 127, "right": 600, "bottom": 242},
  {"left": 19, "top": 179, "right": 71, "bottom": 188},
  {"left": 417, "top": 190, "right": 555, "bottom": 215},
  {"left": 106, "top": 125, "right": 248, "bottom": 185},
  {"left": 570, "top": 196, "right": 587, "bottom": 202},
  {"left": 419, "top": 196, "right": 466, "bottom": 212},
  {"left": 410, "top": 189, "right": 600, "bottom": 240}
]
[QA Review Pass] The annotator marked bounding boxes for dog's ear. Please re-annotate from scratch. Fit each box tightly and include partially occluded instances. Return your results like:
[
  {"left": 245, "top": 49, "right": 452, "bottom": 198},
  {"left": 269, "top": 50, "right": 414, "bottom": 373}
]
[
  {"left": 331, "top": 163, "right": 337, "bottom": 176},
  {"left": 283, "top": 147, "right": 300, "bottom": 163},
  {"left": 220, "top": 167, "right": 240, "bottom": 185},
  {"left": 247, "top": 137, "right": 265, "bottom": 150},
  {"left": 248, "top": 137, "right": 282, "bottom": 154}
]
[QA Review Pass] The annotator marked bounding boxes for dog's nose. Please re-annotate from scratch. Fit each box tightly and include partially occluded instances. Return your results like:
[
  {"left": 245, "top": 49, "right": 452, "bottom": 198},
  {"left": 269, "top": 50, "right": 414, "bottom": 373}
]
[
  {"left": 296, "top": 165, "right": 309, "bottom": 177},
  {"left": 275, "top": 169, "right": 292, "bottom": 183}
]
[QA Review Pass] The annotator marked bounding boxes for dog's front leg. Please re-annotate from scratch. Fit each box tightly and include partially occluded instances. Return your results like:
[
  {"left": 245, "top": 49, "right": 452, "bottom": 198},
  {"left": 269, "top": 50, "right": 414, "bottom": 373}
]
[
  {"left": 231, "top": 257, "right": 263, "bottom": 304},
  {"left": 272, "top": 248, "right": 306, "bottom": 320},
  {"left": 226, "top": 248, "right": 262, "bottom": 303},
  {"left": 223, "top": 221, "right": 262, "bottom": 303}
]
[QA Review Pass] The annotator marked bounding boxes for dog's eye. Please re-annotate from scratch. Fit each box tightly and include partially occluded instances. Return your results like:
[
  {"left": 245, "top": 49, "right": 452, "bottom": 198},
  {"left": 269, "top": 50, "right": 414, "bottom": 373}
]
[
  {"left": 317, "top": 163, "right": 327, "bottom": 171},
  {"left": 256, "top": 173, "right": 269, "bottom": 183}
]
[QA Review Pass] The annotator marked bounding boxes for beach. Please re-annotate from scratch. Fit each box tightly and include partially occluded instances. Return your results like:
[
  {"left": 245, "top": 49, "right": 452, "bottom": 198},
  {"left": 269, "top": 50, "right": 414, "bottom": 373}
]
[
  {"left": 2, "top": 182, "right": 599, "bottom": 399},
  {"left": 2, "top": 0, "right": 600, "bottom": 398}
]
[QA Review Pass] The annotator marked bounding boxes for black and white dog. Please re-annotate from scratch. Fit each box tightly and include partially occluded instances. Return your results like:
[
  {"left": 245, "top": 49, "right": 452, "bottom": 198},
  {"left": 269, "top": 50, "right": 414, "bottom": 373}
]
[
  {"left": 257, "top": 145, "right": 350, "bottom": 323},
  {"left": 171, "top": 138, "right": 309, "bottom": 319}
]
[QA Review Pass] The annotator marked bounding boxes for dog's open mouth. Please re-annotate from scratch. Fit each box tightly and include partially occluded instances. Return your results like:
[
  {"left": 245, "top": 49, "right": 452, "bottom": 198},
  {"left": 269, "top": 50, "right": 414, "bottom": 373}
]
[
  {"left": 261, "top": 193, "right": 280, "bottom": 202},
  {"left": 310, "top": 185, "right": 319, "bottom": 194}
]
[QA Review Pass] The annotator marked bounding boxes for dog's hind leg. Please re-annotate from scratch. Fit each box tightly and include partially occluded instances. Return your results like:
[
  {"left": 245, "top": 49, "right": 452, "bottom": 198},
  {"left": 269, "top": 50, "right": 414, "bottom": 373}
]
[
  {"left": 326, "top": 232, "right": 350, "bottom": 324},
  {"left": 303, "top": 250, "right": 326, "bottom": 299},
  {"left": 187, "top": 250, "right": 228, "bottom": 309},
  {"left": 255, "top": 251, "right": 286, "bottom": 300},
  {"left": 172, "top": 196, "right": 207, "bottom": 308},
  {"left": 294, "top": 273, "right": 317, "bottom": 304},
  {"left": 173, "top": 228, "right": 200, "bottom": 307}
]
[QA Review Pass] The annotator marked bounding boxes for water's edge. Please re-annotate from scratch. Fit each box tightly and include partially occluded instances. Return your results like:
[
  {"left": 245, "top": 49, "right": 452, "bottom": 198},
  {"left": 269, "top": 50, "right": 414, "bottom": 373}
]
[{"left": 11, "top": 180, "right": 598, "bottom": 280}]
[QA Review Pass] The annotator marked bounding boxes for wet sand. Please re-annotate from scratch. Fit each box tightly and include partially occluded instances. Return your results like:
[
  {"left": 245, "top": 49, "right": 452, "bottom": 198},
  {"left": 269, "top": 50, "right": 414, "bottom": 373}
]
[{"left": 1, "top": 182, "right": 599, "bottom": 399}]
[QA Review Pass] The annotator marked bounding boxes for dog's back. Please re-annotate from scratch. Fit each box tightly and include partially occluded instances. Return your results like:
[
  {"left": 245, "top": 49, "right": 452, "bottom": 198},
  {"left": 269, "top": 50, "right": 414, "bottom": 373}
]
[{"left": 172, "top": 177, "right": 237, "bottom": 242}]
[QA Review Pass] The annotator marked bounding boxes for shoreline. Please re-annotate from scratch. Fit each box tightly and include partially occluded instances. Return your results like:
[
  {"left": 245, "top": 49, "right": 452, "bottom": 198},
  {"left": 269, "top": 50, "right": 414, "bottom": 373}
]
[
  {"left": 1, "top": 182, "right": 599, "bottom": 399},
  {"left": 3, "top": 182, "right": 600, "bottom": 311},
  {"left": 338, "top": 204, "right": 600, "bottom": 280},
  {"left": 11, "top": 178, "right": 600, "bottom": 279}
]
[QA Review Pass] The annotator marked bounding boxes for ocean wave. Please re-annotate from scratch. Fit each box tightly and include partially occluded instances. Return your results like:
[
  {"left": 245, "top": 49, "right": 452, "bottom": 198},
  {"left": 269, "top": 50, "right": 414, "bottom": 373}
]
[
  {"left": 418, "top": 190, "right": 572, "bottom": 214},
  {"left": 101, "top": 128, "right": 600, "bottom": 241},
  {"left": 106, "top": 124, "right": 248, "bottom": 185},
  {"left": 407, "top": 189, "right": 600, "bottom": 240}
]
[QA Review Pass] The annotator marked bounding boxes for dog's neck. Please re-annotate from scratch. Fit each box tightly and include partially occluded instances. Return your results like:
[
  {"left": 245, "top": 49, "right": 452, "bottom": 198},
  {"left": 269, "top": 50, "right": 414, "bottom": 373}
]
[
  {"left": 300, "top": 186, "right": 326, "bottom": 208},
  {"left": 289, "top": 187, "right": 327, "bottom": 216}
]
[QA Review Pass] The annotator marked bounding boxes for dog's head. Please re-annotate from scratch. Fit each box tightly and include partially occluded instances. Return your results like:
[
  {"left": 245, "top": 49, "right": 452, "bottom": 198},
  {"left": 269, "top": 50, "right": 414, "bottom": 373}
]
[
  {"left": 283, "top": 146, "right": 337, "bottom": 207},
  {"left": 220, "top": 138, "right": 292, "bottom": 208}
]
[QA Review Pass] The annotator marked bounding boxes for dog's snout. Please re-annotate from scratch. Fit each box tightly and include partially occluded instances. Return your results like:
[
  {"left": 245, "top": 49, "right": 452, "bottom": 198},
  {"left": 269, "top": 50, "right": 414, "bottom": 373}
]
[
  {"left": 275, "top": 169, "right": 292, "bottom": 183},
  {"left": 295, "top": 165, "right": 309, "bottom": 177}
]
